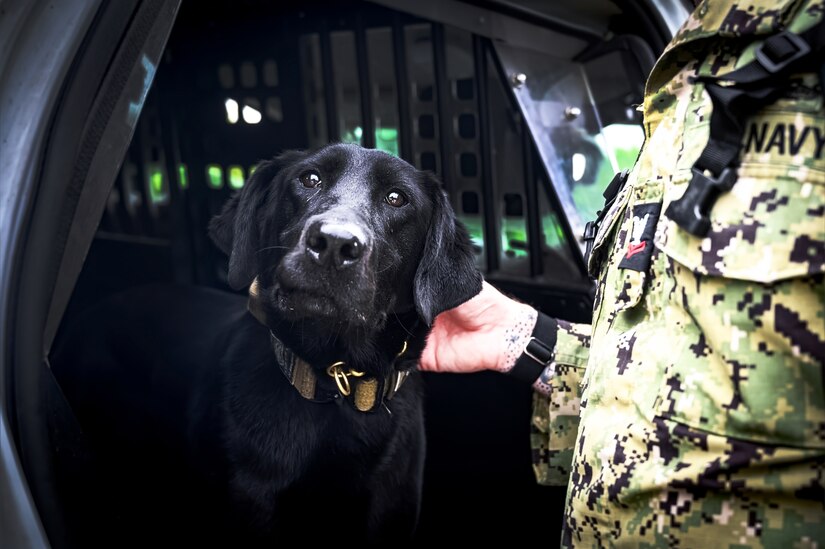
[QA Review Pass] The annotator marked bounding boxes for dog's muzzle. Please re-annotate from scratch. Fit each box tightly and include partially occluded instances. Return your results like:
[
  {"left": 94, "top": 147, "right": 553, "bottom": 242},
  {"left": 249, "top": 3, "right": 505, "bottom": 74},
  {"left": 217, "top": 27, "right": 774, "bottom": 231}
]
[{"left": 305, "top": 218, "right": 370, "bottom": 270}]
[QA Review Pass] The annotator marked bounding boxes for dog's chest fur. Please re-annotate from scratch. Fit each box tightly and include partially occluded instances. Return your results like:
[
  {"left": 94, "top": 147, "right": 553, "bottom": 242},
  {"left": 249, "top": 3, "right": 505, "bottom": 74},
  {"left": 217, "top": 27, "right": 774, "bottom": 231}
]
[{"left": 217, "top": 314, "right": 424, "bottom": 537}]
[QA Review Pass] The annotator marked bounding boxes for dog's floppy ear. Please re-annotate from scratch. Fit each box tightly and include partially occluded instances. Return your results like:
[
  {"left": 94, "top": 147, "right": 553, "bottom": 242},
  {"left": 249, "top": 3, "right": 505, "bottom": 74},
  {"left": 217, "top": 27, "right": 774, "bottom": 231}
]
[
  {"left": 208, "top": 150, "right": 305, "bottom": 290},
  {"left": 414, "top": 178, "right": 483, "bottom": 325}
]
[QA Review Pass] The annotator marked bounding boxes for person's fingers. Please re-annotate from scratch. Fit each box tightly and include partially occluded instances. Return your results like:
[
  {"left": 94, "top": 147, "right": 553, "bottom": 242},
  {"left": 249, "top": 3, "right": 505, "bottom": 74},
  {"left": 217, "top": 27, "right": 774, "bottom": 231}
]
[
  {"left": 419, "top": 323, "right": 439, "bottom": 372},
  {"left": 418, "top": 280, "right": 535, "bottom": 374}
]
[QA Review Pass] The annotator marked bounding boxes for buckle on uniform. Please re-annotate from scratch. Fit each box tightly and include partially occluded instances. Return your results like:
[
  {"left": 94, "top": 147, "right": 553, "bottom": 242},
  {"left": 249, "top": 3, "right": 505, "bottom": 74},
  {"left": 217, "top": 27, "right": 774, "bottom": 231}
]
[
  {"left": 665, "top": 166, "right": 737, "bottom": 237},
  {"left": 583, "top": 220, "right": 597, "bottom": 264},
  {"left": 755, "top": 31, "right": 810, "bottom": 74}
]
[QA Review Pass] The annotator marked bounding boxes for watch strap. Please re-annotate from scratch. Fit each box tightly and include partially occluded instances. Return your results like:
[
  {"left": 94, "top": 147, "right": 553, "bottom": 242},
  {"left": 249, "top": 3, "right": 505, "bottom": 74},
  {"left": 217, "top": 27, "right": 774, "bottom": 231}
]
[{"left": 508, "top": 312, "right": 557, "bottom": 384}]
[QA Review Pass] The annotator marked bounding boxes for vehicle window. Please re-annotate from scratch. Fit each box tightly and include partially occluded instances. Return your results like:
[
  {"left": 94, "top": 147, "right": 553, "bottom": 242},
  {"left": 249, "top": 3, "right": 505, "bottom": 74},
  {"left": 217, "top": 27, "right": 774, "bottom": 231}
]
[{"left": 493, "top": 43, "right": 645, "bottom": 252}]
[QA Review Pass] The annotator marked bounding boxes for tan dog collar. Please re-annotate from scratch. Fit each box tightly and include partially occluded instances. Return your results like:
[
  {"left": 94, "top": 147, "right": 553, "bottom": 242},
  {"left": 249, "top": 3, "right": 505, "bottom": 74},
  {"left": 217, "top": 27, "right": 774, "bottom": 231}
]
[{"left": 247, "top": 278, "right": 411, "bottom": 413}]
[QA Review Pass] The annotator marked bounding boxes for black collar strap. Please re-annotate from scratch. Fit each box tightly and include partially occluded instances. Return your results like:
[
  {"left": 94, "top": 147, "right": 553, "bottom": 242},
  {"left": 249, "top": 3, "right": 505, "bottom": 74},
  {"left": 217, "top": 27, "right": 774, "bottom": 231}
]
[{"left": 248, "top": 278, "right": 411, "bottom": 413}]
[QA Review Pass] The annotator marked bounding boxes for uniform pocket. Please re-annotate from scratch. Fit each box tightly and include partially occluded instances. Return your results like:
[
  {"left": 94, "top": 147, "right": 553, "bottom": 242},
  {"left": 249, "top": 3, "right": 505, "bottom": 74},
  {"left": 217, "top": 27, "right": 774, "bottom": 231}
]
[
  {"left": 658, "top": 115, "right": 825, "bottom": 283},
  {"left": 654, "top": 166, "right": 825, "bottom": 448}
]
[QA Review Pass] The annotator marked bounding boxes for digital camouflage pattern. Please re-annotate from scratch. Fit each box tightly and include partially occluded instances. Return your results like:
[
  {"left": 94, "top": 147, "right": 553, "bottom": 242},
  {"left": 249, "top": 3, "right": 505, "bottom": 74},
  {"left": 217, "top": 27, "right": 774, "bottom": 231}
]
[
  {"left": 531, "top": 320, "right": 590, "bottom": 486},
  {"left": 530, "top": 0, "right": 825, "bottom": 546}
]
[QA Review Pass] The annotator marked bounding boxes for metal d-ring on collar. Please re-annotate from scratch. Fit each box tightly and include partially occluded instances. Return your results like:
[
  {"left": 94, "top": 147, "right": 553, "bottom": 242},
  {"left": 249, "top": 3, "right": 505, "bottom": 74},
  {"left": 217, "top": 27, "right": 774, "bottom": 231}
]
[
  {"left": 325, "top": 340, "right": 409, "bottom": 397},
  {"left": 326, "top": 362, "right": 365, "bottom": 396}
]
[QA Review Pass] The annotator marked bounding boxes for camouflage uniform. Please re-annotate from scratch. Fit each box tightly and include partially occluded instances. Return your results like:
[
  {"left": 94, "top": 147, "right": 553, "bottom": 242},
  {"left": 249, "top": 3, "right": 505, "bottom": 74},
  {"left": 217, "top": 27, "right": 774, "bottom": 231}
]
[{"left": 530, "top": 0, "right": 825, "bottom": 546}]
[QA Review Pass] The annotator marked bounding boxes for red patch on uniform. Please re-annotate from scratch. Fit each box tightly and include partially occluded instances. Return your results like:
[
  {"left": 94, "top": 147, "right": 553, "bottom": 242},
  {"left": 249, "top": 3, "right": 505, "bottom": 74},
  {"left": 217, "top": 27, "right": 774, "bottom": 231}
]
[{"left": 625, "top": 241, "right": 647, "bottom": 259}]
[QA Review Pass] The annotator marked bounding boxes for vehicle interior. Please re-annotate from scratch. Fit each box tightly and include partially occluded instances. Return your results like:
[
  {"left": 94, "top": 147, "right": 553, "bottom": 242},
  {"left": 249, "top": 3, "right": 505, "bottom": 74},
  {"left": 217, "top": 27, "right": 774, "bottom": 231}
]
[{"left": 1, "top": 0, "right": 687, "bottom": 546}]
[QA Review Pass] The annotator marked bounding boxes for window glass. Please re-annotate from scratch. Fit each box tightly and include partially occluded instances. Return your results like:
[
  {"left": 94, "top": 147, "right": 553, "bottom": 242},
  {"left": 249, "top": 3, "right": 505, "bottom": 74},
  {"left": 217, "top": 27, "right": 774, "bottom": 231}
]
[
  {"left": 493, "top": 44, "right": 644, "bottom": 254},
  {"left": 536, "top": 176, "right": 582, "bottom": 283},
  {"left": 501, "top": 193, "right": 527, "bottom": 260}
]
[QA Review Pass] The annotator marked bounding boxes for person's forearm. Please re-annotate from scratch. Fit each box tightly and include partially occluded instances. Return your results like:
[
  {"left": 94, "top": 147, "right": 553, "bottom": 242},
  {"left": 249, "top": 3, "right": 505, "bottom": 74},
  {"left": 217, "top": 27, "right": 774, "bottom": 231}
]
[
  {"left": 504, "top": 313, "right": 591, "bottom": 395},
  {"left": 530, "top": 319, "right": 591, "bottom": 486}
]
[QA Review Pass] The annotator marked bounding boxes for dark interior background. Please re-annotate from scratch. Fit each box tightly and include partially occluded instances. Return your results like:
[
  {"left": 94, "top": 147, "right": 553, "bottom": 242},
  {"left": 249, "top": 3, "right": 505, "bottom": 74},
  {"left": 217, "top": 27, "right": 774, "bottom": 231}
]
[{"left": 54, "top": 0, "right": 661, "bottom": 543}]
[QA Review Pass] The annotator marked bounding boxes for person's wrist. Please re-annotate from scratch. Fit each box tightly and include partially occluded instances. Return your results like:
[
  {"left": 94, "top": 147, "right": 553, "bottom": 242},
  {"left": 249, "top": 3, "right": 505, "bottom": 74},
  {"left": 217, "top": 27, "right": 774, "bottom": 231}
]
[
  {"left": 503, "top": 311, "right": 558, "bottom": 389},
  {"left": 496, "top": 303, "right": 538, "bottom": 374},
  {"left": 531, "top": 361, "right": 556, "bottom": 396}
]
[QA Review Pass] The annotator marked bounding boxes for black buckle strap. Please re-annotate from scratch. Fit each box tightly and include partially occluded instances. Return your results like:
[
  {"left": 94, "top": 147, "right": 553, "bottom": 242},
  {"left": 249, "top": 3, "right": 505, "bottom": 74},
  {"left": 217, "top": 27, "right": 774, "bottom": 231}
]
[
  {"left": 509, "top": 312, "right": 558, "bottom": 385},
  {"left": 665, "top": 166, "right": 737, "bottom": 237},
  {"left": 755, "top": 31, "right": 811, "bottom": 75},
  {"left": 583, "top": 220, "right": 598, "bottom": 265},
  {"left": 668, "top": 19, "right": 824, "bottom": 237},
  {"left": 602, "top": 167, "right": 629, "bottom": 204}
]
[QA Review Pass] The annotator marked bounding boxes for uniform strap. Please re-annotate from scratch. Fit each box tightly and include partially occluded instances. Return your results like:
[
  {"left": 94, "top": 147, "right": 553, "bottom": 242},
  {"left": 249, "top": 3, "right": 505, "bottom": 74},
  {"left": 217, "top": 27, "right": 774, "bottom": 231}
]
[{"left": 666, "top": 18, "right": 825, "bottom": 237}]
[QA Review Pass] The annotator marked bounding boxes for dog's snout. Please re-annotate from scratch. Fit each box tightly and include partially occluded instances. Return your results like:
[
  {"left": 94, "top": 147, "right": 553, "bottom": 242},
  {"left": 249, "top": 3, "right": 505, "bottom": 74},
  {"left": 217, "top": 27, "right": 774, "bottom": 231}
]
[{"left": 306, "top": 220, "right": 366, "bottom": 269}]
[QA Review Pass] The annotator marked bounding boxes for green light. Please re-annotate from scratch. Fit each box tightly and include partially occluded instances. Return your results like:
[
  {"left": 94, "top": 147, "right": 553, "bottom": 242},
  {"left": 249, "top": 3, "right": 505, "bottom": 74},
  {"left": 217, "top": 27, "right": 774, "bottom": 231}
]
[
  {"left": 341, "top": 126, "right": 363, "bottom": 145},
  {"left": 542, "top": 214, "right": 564, "bottom": 249},
  {"left": 229, "top": 166, "right": 245, "bottom": 190},
  {"left": 375, "top": 127, "right": 399, "bottom": 157},
  {"left": 502, "top": 220, "right": 528, "bottom": 257},
  {"left": 458, "top": 216, "right": 484, "bottom": 249},
  {"left": 147, "top": 165, "right": 167, "bottom": 204},
  {"left": 151, "top": 172, "right": 163, "bottom": 192},
  {"left": 341, "top": 126, "right": 398, "bottom": 155},
  {"left": 207, "top": 164, "right": 224, "bottom": 189},
  {"left": 178, "top": 164, "right": 188, "bottom": 189},
  {"left": 249, "top": 165, "right": 257, "bottom": 176}
]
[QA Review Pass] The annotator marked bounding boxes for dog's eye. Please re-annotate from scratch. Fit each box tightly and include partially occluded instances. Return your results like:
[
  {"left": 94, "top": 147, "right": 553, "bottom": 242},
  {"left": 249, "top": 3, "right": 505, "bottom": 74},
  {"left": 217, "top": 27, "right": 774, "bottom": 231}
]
[
  {"left": 299, "top": 171, "right": 322, "bottom": 188},
  {"left": 385, "top": 190, "right": 408, "bottom": 208}
]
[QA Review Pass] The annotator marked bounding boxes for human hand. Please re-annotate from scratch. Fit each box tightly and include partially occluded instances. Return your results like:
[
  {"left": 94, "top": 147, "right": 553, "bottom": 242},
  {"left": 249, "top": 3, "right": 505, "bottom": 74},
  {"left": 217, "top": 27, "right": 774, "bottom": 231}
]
[{"left": 419, "top": 280, "right": 537, "bottom": 374}]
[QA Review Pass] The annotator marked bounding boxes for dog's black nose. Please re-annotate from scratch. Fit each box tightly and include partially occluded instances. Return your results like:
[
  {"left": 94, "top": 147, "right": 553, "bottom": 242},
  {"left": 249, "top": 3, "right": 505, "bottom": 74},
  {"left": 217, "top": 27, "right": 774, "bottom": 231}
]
[{"left": 306, "top": 221, "right": 365, "bottom": 269}]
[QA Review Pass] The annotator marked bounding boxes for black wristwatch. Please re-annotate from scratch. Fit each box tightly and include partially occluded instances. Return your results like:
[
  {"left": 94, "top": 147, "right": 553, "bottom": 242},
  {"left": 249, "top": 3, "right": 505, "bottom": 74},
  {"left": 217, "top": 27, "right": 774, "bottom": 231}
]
[{"left": 508, "top": 312, "right": 558, "bottom": 384}]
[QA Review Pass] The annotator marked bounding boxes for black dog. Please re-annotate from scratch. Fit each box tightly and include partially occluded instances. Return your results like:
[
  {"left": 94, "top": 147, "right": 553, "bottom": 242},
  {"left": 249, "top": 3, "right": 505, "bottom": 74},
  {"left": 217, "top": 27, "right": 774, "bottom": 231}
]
[{"left": 51, "top": 143, "right": 481, "bottom": 546}]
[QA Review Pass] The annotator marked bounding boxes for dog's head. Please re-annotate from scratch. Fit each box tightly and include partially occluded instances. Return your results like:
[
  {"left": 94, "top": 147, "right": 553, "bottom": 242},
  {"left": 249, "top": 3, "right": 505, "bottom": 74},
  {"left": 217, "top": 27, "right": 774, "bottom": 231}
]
[{"left": 209, "top": 143, "right": 481, "bottom": 333}]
